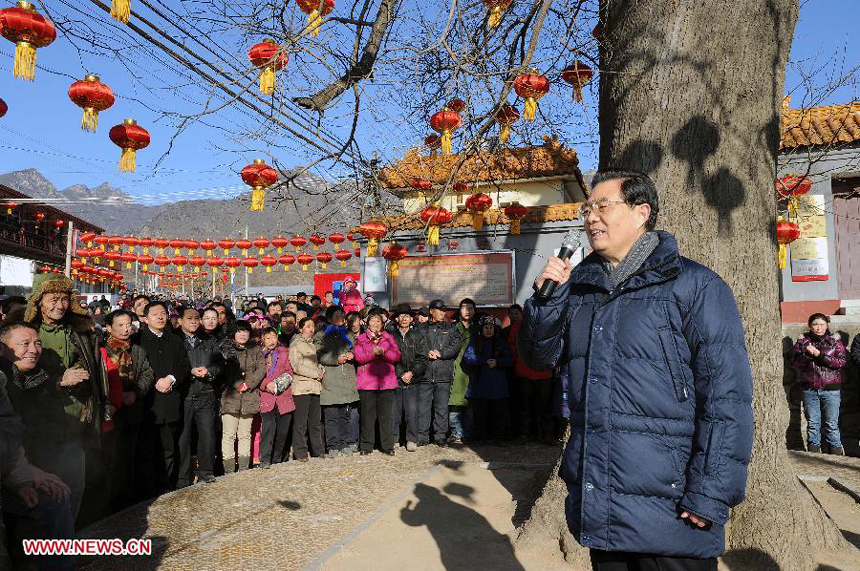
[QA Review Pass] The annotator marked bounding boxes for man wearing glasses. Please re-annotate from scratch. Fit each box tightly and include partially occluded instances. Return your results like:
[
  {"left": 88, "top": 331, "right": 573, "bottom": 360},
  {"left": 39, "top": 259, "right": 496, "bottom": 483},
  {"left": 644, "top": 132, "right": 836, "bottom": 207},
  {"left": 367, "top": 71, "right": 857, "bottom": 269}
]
[{"left": 520, "top": 169, "right": 753, "bottom": 571}]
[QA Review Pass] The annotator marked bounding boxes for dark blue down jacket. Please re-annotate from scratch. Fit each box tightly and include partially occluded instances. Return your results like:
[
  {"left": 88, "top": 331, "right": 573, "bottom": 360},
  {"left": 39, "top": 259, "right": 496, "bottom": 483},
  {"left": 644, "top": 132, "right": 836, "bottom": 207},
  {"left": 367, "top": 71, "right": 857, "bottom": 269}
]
[{"left": 520, "top": 231, "right": 753, "bottom": 558}]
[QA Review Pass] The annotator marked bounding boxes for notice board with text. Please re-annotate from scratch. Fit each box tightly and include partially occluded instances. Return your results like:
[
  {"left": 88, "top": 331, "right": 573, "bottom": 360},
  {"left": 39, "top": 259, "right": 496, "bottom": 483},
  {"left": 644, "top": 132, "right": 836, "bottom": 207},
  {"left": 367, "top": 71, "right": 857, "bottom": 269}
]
[{"left": 391, "top": 251, "right": 515, "bottom": 307}]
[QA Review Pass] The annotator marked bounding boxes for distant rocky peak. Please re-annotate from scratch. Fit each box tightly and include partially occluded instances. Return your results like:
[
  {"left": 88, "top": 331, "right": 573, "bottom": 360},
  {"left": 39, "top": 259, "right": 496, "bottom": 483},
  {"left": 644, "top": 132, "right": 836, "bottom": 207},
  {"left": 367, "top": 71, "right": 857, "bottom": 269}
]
[{"left": 0, "top": 168, "right": 59, "bottom": 197}]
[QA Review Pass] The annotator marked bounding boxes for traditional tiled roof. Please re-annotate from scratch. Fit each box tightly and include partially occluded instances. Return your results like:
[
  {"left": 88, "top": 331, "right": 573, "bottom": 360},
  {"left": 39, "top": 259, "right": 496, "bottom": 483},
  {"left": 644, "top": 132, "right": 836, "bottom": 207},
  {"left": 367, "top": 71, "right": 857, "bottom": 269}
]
[
  {"left": 378, "top": 135, "right": 583, "bottom": 190},
  {"left": 356, "top": 203, "right": 581, "bottom": 234},
  {"left": 781, "top": 98, "right": 860, "bottom": 150}
]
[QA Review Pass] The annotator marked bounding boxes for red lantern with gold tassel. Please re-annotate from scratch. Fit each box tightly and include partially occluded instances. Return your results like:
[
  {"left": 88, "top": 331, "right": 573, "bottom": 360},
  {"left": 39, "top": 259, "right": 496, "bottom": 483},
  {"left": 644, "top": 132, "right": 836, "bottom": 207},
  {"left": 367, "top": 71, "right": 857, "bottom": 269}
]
[
  {"left": 218, "top": 239, "right": 235, "bottom": 256},
  {"left": 0, "top": 2, "right": 56, "bottom": 81},
  {"left": 241, "top": 159, "right": 278, "bottom": 212},
  {"left": 279, "top": 254, "right": 295, "bottom": 272},
  {"left": 430, "top": 107, "right": 461, "bottom": 155},
  {"left": 561, "top": 61, "right": 593, "bottom": 102},
  {"left": 481, "top": 0, "right": 512, "bottom": 28},
  {"left": 261, "top": 256, "right": 277, "bottom": 273},
  {"left": 120, "top": 252, "right": 136, "bottom": 269},
  {"left": 271, "top": 236, "right": 288, "bottom": 253},
  {"left": 776, "top": 218, "right": 801, "bottom": 270},
  {"left": 253, "top": 237, "right": 270, "bottom": 255},
  {"left": 347, "top": 232, "right": 357, "bottom": 248},
  {"left": 189, "top": 256, "right": 206, "bottom": 273},
  {"left": 465, "top": 192, "right": 493, "bottom": 230},
  {"left": 297, "top": 0, "right": 335, "bottom": 37},
  {"left": 328, "top": 232, "right": 345, "bottom": 250},
  {"left": 122, "top": 236, "right": 139, "bottom": 253},
  {"left": 248, "top": 39, "right": 289, "bottom": 95},
  {"left": 137, "top": 237, "right": 153, "bottom": 253},
  {"left": 309, "top": 234, "right": 325, "bottom": 250},
  {"left": 168, "top": 238, "right": 184, "bottom": 254},
  {"left": 225, "top": 257, "right": 241, "bottom": 274},
  {"left": 504, "top": 201, "right": 528, "bottom": 234},
  {"left": 242, "top": 257, "right": 259, "bottom": 274},
  {"left": 775, "top": 174, "right": 812, "bottom": 217},
  {"left": 200, "top": 240, "right": 217, "bottom": 257},
  {"left": 104, "top": 251, "right": 121, "bottom": 268},
  {"left": 514, "top": 70, "right": 550, "bottom": 122},
  {"left": 382, "top": 242, "right": 407, "bottom": 277},
  {"left": 109, "top": 119, "right": 149, "bottom": 173},
  {"left": 494, "top": 103, "right": 519, "bottom": 143},
  {"left": 206, "top": 257, "right": 224, "bottom": 273},
  {"left": 108, "top": 235, "right": 123, "bottom": 250},
  {"left": 137, "top": 254, "right": 154, "bottom": 271},
  {"left": 68, "top": 75, "right": 114, "bottom": 133},
  {"left": 297, "top": 253, "right": 314, "bottom": 271},
  {"left": 172, "top": 255, "right": 188, "bottom": 272},
  {"left": 316, "top": 251, "right": 332, "bottom": 269},
  {"left": 185, "top": 240, "right": 199, "bottom": 255},
  {"left": 234, "top": 239, "right": 252, "bottom": 256},
  {"left": 420, "top": 204, "right": 452, "bottom": 245},
  {"left": 290, "top": 235, "right": 307, "bottom": 252},
  {"left": 358, "top": 221, "right": 388, "bottom": 257},
  {"left": 335, "top": 249, "right": 352, "bottom": 267}
]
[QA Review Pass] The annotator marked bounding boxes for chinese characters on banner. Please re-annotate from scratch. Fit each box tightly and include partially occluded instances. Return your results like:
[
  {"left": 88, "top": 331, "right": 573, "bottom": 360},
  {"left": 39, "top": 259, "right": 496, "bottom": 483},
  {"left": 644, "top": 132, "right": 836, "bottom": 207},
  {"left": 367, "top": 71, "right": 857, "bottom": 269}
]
[{"left": 790, "top": 194, "right": 829, "bottom": 282}]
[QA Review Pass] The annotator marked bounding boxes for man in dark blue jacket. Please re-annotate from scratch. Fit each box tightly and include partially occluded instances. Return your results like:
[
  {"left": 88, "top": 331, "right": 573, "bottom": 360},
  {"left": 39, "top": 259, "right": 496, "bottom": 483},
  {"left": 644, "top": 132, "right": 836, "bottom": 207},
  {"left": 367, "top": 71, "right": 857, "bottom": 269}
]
[{"left": 520, "top": 169, "right": 753, "bottom": 570}]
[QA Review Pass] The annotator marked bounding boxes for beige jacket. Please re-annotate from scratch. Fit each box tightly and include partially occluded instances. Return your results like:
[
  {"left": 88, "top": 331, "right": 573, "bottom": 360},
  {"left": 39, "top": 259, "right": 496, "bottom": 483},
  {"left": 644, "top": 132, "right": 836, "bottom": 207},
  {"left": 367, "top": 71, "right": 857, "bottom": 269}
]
[{"left": 289, "top": 335, "right": 323, "bottom": 395}]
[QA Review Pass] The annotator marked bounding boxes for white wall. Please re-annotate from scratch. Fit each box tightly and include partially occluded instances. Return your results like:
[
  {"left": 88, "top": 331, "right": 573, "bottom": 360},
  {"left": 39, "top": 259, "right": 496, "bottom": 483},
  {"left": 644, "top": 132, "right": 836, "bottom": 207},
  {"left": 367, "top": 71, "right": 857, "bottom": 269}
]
[
  {"left": 402, "top": 179, "right": 567, "bottom": 214},
  {"left": 0, "top": 255, "right": 34, "bottom": 287}
]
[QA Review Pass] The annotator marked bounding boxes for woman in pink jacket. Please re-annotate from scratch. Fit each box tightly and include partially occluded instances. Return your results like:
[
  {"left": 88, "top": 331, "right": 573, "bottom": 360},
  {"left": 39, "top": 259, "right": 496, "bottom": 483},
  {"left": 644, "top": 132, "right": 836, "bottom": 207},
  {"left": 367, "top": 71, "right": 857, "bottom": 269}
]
[
  {"left": 259, "top": 328, "right": 296, "bottom": 468},
  {"left": 354, "top": 312, "right": 401, "bottom": 455},
  {"left": 339, "top": 276, "right": 365, "bottom": 315}
]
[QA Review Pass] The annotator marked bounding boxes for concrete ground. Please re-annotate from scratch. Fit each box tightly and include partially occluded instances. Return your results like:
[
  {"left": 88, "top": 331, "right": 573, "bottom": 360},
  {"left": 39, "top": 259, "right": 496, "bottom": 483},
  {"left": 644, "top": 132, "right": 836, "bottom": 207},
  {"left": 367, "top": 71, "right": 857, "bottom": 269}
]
[{"left": 78, "top": 446, "right": 860, "bottom": 570}]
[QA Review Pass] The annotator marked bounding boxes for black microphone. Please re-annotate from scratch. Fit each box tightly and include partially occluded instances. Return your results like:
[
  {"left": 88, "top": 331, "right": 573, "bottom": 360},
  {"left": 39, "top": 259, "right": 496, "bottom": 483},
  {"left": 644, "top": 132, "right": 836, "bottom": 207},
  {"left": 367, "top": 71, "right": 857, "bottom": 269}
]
[{"left": 538, "top": 230, "right": 584, "bottom": 299}]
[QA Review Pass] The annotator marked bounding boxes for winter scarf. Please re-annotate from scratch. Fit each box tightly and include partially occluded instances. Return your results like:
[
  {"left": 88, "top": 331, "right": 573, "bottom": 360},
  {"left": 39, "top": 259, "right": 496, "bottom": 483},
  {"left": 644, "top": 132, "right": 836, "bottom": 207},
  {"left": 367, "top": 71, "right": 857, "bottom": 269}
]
[
  {"left": 106, "top": 337, "right": 135, "bottom": 388},
  {"left": 601, "top": 231, "right": 659, "bottom": 289}
]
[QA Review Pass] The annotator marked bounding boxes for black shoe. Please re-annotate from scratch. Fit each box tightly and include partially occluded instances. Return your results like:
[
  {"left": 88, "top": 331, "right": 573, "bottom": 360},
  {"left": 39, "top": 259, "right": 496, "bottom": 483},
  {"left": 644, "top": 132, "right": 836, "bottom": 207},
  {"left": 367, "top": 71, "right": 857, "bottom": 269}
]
[
  {"left": 383, "top": 450, "right": 395, "bottom": 456},
  {"left": 435, "top": 441, "right": 448, "bottom": 448},
  {"left": 807, "top": 444, "right": 822, "bottom": 453},
  {"left": 360, "top": 450, "right": 372, "bottom": 455},
  {"left": 297, "top": 456, "right": 309, "bottom": 462},
  {"left": 261, "top": 462, "right": 271, "bottom": 470},
  {"left": 200, "top": 474, "right": 216, "bottom": 484}
]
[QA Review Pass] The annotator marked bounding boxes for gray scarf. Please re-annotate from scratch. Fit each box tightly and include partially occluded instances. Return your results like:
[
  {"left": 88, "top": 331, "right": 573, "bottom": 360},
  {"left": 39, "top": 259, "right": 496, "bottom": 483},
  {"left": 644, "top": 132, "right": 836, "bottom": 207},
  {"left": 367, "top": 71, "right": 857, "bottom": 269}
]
[{"left": 601, "top": 231, "right": 659, "bottom": 289}]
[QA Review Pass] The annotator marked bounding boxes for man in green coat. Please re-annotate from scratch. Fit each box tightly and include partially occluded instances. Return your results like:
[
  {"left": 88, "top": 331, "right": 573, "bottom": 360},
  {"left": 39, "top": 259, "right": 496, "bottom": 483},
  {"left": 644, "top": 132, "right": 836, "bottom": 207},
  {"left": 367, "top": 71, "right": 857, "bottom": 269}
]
[{"left": 448, "top": 298, "right": 476, "bottom": 444}]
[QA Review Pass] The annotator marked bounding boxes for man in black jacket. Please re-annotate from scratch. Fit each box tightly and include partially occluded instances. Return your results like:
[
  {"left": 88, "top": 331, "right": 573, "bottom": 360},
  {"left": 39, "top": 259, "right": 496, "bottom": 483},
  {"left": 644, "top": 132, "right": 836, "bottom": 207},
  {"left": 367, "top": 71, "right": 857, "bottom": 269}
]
[
  {"left": 175, "top": 306, "right": 223, "bottom": 487},
  {"left": 417, "top": 300, "right": 462, "bottom": 446},
  {"left": 136, "top": 301, "right": 190, "bottom": 497},
  {"left": 390, "top": 304, "right": 428, "bottom": 452}
]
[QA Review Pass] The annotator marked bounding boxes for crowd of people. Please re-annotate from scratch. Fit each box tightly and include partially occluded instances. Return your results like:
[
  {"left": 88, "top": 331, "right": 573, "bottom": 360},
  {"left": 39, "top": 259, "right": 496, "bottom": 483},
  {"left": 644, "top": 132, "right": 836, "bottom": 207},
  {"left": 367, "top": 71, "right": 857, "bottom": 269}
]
[{"left": 0, "top": 274, "right": 561, "bottom": 569}]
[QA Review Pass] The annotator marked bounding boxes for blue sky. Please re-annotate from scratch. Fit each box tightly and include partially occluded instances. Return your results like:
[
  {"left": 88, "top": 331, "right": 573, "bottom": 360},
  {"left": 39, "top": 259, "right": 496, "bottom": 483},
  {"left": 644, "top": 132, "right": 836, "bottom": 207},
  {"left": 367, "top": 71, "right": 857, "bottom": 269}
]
[{"left": 0, "top": 0, "right": 856, "bottom": 205}]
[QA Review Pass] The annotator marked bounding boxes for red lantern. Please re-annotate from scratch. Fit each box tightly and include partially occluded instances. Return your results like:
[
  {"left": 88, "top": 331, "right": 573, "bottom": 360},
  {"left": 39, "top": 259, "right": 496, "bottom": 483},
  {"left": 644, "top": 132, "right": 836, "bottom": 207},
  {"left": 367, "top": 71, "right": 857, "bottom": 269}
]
[
  {"left": 481, "top": 0, "right": 512, "bottom": 27},
  {"left": 0, "top": 98, "right": 7, "bottom": 118},
  {"left": 225, "top": 257, "right": 241, "bottom": 274},
  {"left": 296, "top": 0, "right": 335, "bottom": 37},
  {"left": 218, "top": 238, "right": 235, "bottom": 255},
  {"left": 290, "top": 235, "right": 307, "bottom": 252},
  {"left": 109, "top": 119, "right": 150, "bottom": 173},
  {"left": 52, "top": 219, "right": 64, "bottom": 229},
  {"left": 120, "top": 252, "right": 136, "bottom": 268},
  {"left": 347, "top": 232, "right": 356, "bottom": 247},
  {"left": 252, "top": 237, "right": 270, "bottom": 254},
  {"left": 189, "top": 256, "right": 206, "bottom": 270},
  {"left": 358, "top": 221, "right": 388, "bottom": 257},
  {"left": 316, "top": 251, "right": 332, "bottom": 269},
  {"left": 446, "top": 97, "right": 466, "bottom": 113},
  {"left": 168, "top": 238, "right": 185, "bottom": 254},
  {"left": 561, "top": 61, "right": 593, "bottom": 102},
  {"left": 335, "top": 249, "right": 352, "bottom": 267},
  {"left": 70, "top": 259, "right": 83, "bottom": 271},
  {"left": 420, "top": 204, "right": 452, "bottom": 245},
  {"left": 430, "top": 107, "right": 461, "bottom": 155},
  {"left": 504, "top": 201, "right": 528, "bottom": 234},
  {"left": 297, "top": 253, "right": 314, "bottom": 271},
  {"left": 200, "top": 240, "right": 217, "bottom": 257},
  {"left": 137, "top": 236, "right": 153, "bottom": 253},
  {"left": 271, "top": 236, "right": 289, "bottom": 253},
  {"left": 154, "top": 256, "right": 171, "bottom": 270},
  {"left": 248, "top": 39, "right": 289, "bottom": 95},
  {"left": 776, "top": 175, "right": 812, "bottom": 216},
  {"left": 241, "top": 159, "right": 278, "bottom": 212},
  {"left": 328, "top": 232, "right": 345, "bottom": 250},
  {"left": 494, "top": 104, "right": 520, "bottom": 143},
  {"left": 104, "top": 251, "right": 121, "bottom": 267},
  {"left": 777, "top": 218, "right": 801, "bottom": 269},
  {"left": 137, "top": 254, "right": 154, "bottom": 270},
  {"left": 154, "top": 238, "right": 170, "bottom": 254},
  {"left": 514, "top": 70, "right": 550, "bottom": 121},
  {"left": 424, "top": 134, "right": 441, "bottom": 152},
  {"left": 185, "top": 240, "right": 199, "bottom": 255},
  {"left": 78, "top": 233, "right": 96, "bottom": 248},
  {"left": 261, "top": 255, "right": 278, "bottom": 273},
  {"left": 308, "top": 234, "right": 325, "bottom": 250},
  {"left": 0, "top": 2, "right": 56, "bottom": 81},
  {"left": 172, "top": 255, "right": 188, "bottom": 272},
  {"left": 465, "top": 192, "right": 493, "bottom": 230},
  {"left": 236, "top": 239, "right": 253, "bottom": 255},
  {"left": 122, "top": 236, "right": 139, "bottom": 252},
  {"left": 107, "top": 235, "right": 123, "bottom": 250},
  {"left": 279, "top": 254, "right": 295, "bottom": 272},
  {"left": 411, "top": 178, "right": 433, "bottom": 193},
  {"left": 206, "top": 257, "right": 224, "bottom": 271},
  {"left": 382, "top": 242, "right": 407, "bottom": 277},
  {"left": 354, "top": 247, "right": 361, "bottom": 258},
  {"left": 1, "top": 202, "right": 15, "bottom": 215},
  {"left": 68, "top": 75, "right": 114, "bottom": 133}
]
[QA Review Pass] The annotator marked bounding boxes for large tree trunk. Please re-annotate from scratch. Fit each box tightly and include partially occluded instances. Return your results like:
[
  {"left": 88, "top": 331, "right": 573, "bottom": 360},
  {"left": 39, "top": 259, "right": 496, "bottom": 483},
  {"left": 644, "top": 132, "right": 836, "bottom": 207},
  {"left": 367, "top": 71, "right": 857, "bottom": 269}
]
[{"left": 518, "top": 1, "right": 851, "bottom": 569}]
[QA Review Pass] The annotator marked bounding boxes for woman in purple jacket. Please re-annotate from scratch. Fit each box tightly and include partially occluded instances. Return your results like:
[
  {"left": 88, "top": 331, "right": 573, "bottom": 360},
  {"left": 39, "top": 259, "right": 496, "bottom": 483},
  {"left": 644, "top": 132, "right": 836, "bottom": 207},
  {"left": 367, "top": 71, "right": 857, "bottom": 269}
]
[
  {"left": 259, "top": 328, "right": 295, "bottom": 468},
  {"left": 793, "top": 313, "right": 847, "bottom": 455},
  {"left": 354, "top": 312, "right": 401, "bottom": 455}
]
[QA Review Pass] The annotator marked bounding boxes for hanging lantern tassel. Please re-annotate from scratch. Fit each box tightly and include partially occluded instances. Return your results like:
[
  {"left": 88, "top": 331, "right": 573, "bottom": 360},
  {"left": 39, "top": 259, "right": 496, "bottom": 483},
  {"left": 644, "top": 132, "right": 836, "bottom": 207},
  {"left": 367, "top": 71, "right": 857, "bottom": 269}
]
[
  {"left": 488, "top": 5, "right": 503, "bottom": 27},
  {"left": 389, "top": 260, "right": 400, "bottom": 277},
  {"left": 523, "top": 97, "right": 537, "bottom": 122},
  {"left": 301, "top": 262, "right": 308, "bottom": 271},
  {"left": 472, "top": 212, "right": 484, "bottom": 231},
  {"left": 499, "top": 123, "right": 512, "bottom": 144},
  {"left": 266, "top": 266, "right": 272, "bottom": 273},
  {"left": 81, "top": 107, "right": 100, "bottom": 133},
  {"left": 110, "top": 0, "right": 131, "bottom": 23},
  {"left": 427, "top": 226, "right": 440, "bottom": 246},
  {"left": 306, "top": 10, "right": 322, "bottom": 37},
  {"left": 511, "top": 219, "right": 521, "bottom": 235},
  {"left": 251, "top": 186, "right": 266, "bottom": 212},
  {"left": 13, "top": 41, "right": 38, "bottom": 81},
  {"left": 367, "top": 238, "right": 379, "bottom": 258},
  {"left": 320, "top": 261, "right": 327, "bottom": 270},
  {"left": 260, "top": 64, "right": 275, "bottom": 95},
  {"left": 119, "top": 147, "right": 137, "bottom": 173},
  {"left": 247, "top": 267, "right": 253, "bottom": 274},
  {"left": 779, "top": 243, "right": 788, "bottom": 270},
  {"left": 340, "top": 259, "right": 347, "bottom": 268},
  {"left": 440, "top": 129, "right": 453, "bottom": 155}
]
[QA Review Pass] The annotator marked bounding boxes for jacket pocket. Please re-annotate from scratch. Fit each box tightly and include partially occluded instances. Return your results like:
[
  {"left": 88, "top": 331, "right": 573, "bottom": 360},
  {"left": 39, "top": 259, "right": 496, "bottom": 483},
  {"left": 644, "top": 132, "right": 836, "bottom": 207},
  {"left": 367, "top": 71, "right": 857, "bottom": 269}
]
[{"left": 657, "top": 328, "right": 689, "bottom": 402}]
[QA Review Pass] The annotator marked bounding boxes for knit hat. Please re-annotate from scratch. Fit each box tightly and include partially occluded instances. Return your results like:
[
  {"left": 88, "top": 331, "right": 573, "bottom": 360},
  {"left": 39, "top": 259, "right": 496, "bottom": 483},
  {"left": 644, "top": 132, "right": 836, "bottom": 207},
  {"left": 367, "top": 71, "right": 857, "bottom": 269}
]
[{"left": 24, "top": 274, "right": 89, "bottom": 322}]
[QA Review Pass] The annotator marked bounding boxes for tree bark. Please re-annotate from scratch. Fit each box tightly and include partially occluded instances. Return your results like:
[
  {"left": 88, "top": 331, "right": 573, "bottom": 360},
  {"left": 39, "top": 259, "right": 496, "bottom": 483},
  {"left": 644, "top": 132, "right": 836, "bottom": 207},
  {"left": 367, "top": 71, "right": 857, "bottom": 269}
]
[{"left": 518, "top": 1, "right": 851, "bottom": 569}]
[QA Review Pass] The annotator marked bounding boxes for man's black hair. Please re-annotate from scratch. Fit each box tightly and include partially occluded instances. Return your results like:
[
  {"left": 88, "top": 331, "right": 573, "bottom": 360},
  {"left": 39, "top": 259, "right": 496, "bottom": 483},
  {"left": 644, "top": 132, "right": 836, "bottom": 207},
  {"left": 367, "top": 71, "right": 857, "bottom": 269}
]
[
  {"left": 143, "top": 300, "right": 169, "bottom": 316},
  {"left": 177, "top": 305, "right": 199, "bottom": 318},
  {"left": 508, "top": 303, "right": 523, "bottom": 312},
  {"left": 280, "top": 311, "right": 297, "bottom": 321},
  {"left": 310, "top": 295, "right": 321, "bottom": 303},
  {"left": 591, "top": 168, "right": 660, "bottom": 231},
  {"left": 132, "top": 294, "right": 150, "bottom": 307},
  {"left": 325, "top": 305, "right": 345, "bottom": 321},
  {"left": 0, "top": 321, "right": 39, "bottom": 343},
  {"left": 105, "top": 309, "right": 135, "bottom": 327},
  {"left": 0, "top": 296, "right": 26, "bottom": 316},
  {"left": 226, "top": 319, "right": 253, "bottom": 339}
]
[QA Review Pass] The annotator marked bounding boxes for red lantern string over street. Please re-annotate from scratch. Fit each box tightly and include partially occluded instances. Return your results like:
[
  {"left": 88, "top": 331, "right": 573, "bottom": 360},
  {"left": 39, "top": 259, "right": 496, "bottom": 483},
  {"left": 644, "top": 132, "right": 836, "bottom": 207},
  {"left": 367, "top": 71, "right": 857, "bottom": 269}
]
[
  {"left": 172, "top": 256, "right": 188, "bottom": 272},
  {"left": 68, "top": 75, "right": 114, "bottom": 133},
  {"left": 382, "top": 242, "right": 407, "bottom": 277},
  {"left": 420, "top": 204, "right": 452, "bottom": 245},
  {"left": 465, "top": 192, "right": 493, "bottom": 230},
  {"left": 137, "top": 237, "right": 153, "bottom": 254},
  {"left": 0, "top": 98, "right": 7, "bottom": 118},
  {"left": 494, "top": 104, "right": 520, "bottom": 143},
  {"left": 316, "top": 251, "right": 332, "bottom": 269},
  {"left": 297, "top": 253, "right": 314, "bottom": 271},
  {"left": 0, "top": 2, "right": 56, "bottom": 81},
  {"left": 122, "top": 236, "right": 139, "bottom": 252},
  {"left": 481, "top": 0, "right": 512, "bottom": 28},
  {"left": 358, "top": 221, "right": 387, "bottom": 257},
  {"left": 169, "top": 238, "right": 184, "bottom": 254},
  {"left": 185, "top": 240, "right": 199, "bottom": 255},
  {"left": 446, "top": 97, "right": 466, "bottom": 113},
  {"left": 110, "top": 0, "right": 132, "bottom": 24},
  {"left": 561, "top": 61, "right": 593, "bottom": 102},
  {"left": 154, "top": 238, "right": 170, "bottom": 255},
  {"left": 271, "top": 236, "right": 288, "bottom": 253},
  {"left": 328, "top": 232, "right": 345, "bottom": 250},
  {"left": 236, "top": 239, "right": 252, "bottom": 256},
  {"left": 514, "top": 70, "right": 550, "bottom": 121},
  {"left": 79, "top": 231, "right": 96, "bottom": 246},
  {"left": 94, "top": 235, "right": 109, "bottom": 250},
  {"left": 504, "top": 201, "right": 528, "bottom": 234},
  {"left": 248, "top": 39, "right": 289, "bottom": 95},
  {"left": 109, "top": 119, "right": 150, "bottom": 173},
  {"left": 290, "top": 235, "right": 307, "bottom": 252},
  {"left": 261, "top": 256, "right": 277, "bottom": 273},
  {"left": 108, "top": 235, "right": 123, "bottom": 251},
  {"left": 219, "top": 238, "right": 235, "bottom": 256},
  {"left": 137, "top": 254, "right": 153, "bottom": 270},
  {"left": 225, "top": 257, "right": 241, "bottom": 274},
  {"left": 296, "top": 0, "right": 335, "bottom": 37},
  {"left": 424, "top": 134, "right": 441, "bottom": 152},
  {"left": 104, "top": 251, "right": 120, "bottom": 268},
  {"left": 121, "top": 252, "right": 136, "bottom": 269},
  {"left": 279, "top": 254, "right": 295, "bottom": 272},
  {"left": 309, "top": 234, "right": 325, "bottom": 250},
  {"left": 200, "top": 240, "right": 217, "bottom": 257},
  {"left": 335, "top": 249, "right": 352, "bottom": 267},
  {"left": 189, "top": 256, "right": 206, "bottom": 271},
  {"left": 430, "top": 107, "right": 461, "bottom": 155},
  {"left": 241, "top": 159, "right": 278, "bottom": 212},
  {"left": 253, "top": 237, "right": 270, "bottom": 254},
  {"left": 775, "top": 174, "right": 812, "bottom": 216},
  {"left": 776, "top": 218, "right": 801, "bottom": 269}
]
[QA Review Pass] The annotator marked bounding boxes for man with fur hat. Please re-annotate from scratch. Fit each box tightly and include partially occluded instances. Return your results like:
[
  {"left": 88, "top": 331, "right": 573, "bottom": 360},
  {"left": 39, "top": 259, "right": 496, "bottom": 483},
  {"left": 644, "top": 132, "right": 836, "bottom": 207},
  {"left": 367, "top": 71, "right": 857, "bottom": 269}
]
[{"left": 21, "top": 274, "right": 103, "bottom": 521}]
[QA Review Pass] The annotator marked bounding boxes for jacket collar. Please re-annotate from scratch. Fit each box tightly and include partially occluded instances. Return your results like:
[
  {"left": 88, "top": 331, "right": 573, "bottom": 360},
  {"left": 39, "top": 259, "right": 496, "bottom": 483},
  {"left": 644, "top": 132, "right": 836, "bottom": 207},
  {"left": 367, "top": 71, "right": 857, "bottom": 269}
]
[{"left": 569, "top": 230, "right": 682, "bottom": 292}]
